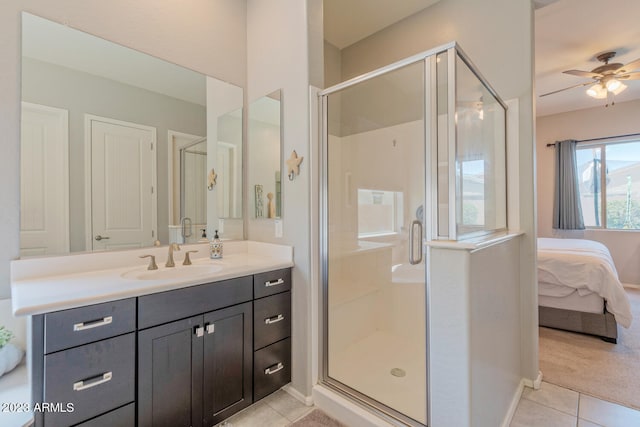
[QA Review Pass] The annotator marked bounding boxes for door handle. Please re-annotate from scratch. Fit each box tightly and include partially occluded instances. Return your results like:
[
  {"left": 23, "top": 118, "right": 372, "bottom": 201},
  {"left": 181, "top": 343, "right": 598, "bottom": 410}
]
[
  {"left": 95, "top": 235, "right": 110, "bottom": 241},
  {"left": 409, "top": 220, "right": 423, "bottom": 265}
]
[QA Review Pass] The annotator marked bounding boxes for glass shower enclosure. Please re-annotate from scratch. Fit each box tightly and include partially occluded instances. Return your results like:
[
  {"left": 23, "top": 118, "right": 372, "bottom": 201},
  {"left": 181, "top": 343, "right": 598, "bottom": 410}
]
[
  {"left": 180, "top": 137, "right": 207, "bottom": 240},
  {"left": 320, "top": 43, "right": 507, "bottom": 426}
]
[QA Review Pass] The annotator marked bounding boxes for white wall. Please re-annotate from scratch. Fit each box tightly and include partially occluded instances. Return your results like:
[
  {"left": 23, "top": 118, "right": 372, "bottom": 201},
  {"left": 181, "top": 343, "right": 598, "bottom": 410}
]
[
  {"left": 0, "top": 0, "right": 247, "bottom": 298},
  {"left": 323, "top": 40, "right": 341, "bottom": 88},
  {"left": 330, "top": 0, "right": 538, "bottom": 386},
  {"left": 537, "top": 99, "right": 640, "bottom": 285},
  {"left": 429, "top": 237, "right": 521, "bottom": 427},
  {"left": 246, "top": 0, "right": 323, "bottom": 398}
]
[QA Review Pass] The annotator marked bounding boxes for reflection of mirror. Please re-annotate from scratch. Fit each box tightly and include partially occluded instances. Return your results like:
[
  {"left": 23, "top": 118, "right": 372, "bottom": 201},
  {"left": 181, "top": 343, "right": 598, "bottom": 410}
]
[
  {"left": 20, "top": 13, "right": 243, "bottom": 256},
  {"left": 249, "top": 90, "right": 282, "bottom": 219},
  {"left": 216, "top": 109, "right": 243, "bottom": 220}
]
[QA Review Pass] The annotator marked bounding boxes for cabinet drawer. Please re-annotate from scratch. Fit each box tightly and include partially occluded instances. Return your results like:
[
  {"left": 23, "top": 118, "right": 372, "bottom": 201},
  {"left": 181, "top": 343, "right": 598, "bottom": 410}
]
[
  {"left": 254, "top": 337, "right": 291, "bottom": 401},
  {"left": 253, "top": 268, "right": 291, "bottom": 299},
  {"left": 73, "top": 403, "right": 135, "bottom": 427},
  {"left": 138, "top": 275, "right": 253, "bottom": 329},
  {"left": 44, "top": 298, "right": 135, "bottom": 354},
  {"left": 44, "top": 333, "right": 135, "bottom": 426},
  {"left": 254, "top": 292, "right": 291, "bottom": 350}
]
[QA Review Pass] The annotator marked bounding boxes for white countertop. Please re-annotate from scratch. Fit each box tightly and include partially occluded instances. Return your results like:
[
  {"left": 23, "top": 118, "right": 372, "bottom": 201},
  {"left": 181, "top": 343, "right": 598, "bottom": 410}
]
[{"left": 11, "top": 241, "right": 293, "bottom": 316}]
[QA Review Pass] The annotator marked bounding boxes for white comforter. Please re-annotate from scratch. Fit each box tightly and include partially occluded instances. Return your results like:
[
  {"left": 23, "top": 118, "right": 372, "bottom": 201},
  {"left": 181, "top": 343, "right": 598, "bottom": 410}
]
[{"left": 538, "top": 237, "right": 632, "bottom": 328}]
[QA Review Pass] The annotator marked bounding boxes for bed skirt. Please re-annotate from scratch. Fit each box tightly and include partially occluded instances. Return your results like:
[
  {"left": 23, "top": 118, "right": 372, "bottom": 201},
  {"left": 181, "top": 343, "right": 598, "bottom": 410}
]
[{"left": 538, "top": 305, "right": 618, "bottom": 343}]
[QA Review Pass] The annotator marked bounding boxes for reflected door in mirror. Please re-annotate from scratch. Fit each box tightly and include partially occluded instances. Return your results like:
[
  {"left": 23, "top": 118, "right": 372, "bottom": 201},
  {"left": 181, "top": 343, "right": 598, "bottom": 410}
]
[
  {"left": 20, "top": 103, "right": 69, "bottom": 257},
  {"left": 88, "top": 116, "right": 157, "bottom": 251}
]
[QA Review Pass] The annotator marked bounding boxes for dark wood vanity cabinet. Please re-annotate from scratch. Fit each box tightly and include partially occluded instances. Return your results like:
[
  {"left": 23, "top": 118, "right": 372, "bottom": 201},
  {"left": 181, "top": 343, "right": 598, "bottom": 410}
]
[
  {"left": 137, "top": 303, "right": 253, "bottom": 427},
  {"left": 31, "top": 299, "right": 137, "bottom": 427},
  {"left": 252, "top": 268, "right": 292, "bottom": 400},
  {"left": 30, "top": 268, "right": 291, "bottom": 427}
]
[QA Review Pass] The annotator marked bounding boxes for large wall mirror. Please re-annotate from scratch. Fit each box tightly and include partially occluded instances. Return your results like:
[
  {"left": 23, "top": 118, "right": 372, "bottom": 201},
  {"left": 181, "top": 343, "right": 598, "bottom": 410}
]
[
  {"left": 20, "top": 13, "right": 243, "bottom": 257},
  {"left": 249, "top": 90, "right": 282, "bottom": 219}
]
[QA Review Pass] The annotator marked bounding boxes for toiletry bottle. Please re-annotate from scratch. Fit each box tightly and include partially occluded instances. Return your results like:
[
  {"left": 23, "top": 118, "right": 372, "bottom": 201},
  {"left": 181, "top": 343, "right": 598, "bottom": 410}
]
[
  {"left": 198, "top": 228, "right": 208, "bottom": 243},
  {"left": 210, "top": 230, "right": 223, "bottom": 259}
]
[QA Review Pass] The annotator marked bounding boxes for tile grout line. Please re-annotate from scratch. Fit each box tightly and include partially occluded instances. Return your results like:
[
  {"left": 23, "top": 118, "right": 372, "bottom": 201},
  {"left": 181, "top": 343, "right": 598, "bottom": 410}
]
[
  {"left": 576, "top": 392, "right": 581, "bottom": 427},
  {"left": 521, "top": 392, "right": 580, "bottom": 418},
  {"left": 263, "top": 393, "right": 314, "bottom": 423}
]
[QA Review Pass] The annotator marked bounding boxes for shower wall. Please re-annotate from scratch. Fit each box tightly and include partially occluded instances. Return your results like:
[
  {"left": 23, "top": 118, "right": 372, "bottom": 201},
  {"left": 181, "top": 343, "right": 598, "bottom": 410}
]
[{"left": 328, "top": 120, "right": 423, "bottom": 262}]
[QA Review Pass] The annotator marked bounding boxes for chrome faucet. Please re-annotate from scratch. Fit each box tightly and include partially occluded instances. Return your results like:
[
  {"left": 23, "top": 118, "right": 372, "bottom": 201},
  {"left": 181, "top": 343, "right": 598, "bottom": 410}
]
[{"left": 166, "top": 243, "right": 181, "bottom": 267}]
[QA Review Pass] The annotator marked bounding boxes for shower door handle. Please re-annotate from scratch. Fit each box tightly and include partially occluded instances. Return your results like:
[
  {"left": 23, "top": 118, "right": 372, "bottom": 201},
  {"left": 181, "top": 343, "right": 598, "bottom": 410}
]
[{"left": 409, "top": 220, "right": 423, "bottom": 265}]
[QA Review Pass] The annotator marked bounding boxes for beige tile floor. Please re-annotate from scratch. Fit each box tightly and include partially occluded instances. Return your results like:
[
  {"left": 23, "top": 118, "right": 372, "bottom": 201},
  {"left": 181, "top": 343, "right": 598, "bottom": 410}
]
[
  {"left": 218, "top": 389, "right": 314, "bottom": 427},
  {"left": 222, "top": 381, "right": 640, "bottom": 426},
  {"left": 511, "top": 381, "right": 640, "bottom": 427}
]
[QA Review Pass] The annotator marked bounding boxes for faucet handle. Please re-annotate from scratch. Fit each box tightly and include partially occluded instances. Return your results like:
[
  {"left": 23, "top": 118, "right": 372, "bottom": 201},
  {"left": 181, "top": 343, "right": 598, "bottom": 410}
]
[
  {"left": 139, "top": 255, "right": 158, "bottom": 270},
  {"left": 183, "top": 250, "right": 198, "bottom": 266}
]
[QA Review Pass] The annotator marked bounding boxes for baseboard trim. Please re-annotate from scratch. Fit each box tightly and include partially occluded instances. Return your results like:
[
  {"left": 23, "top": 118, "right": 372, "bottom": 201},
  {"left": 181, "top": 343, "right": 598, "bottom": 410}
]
[
  {"left": 283, "top": 384, "right": 314, "bottom": 406},
  {"left": 500, "top": 379, "right": 526, "bottom": 427},
  {"left": 522, "top": 371, "right": 543, "bottom": 390}
]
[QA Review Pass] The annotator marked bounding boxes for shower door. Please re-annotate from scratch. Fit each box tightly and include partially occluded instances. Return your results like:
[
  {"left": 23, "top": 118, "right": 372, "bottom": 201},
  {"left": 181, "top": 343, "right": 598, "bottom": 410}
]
[
  {"left": 180, "top": 138, "right": 207, "bottom": 238},
  {"left": 322, "top": 59, "right": 428, "bottom": 425}
]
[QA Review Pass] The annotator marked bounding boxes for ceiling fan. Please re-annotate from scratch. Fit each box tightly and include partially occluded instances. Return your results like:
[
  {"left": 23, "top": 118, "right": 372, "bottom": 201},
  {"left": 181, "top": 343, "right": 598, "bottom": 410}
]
[{"left": 540, "top": 51, "right": 640, "bottom": 99}]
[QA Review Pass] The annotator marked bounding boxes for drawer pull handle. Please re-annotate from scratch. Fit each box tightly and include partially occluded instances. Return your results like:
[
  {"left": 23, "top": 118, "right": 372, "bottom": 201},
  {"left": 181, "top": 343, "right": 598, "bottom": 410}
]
[
  {"left": 265, "top": 314, "right": 285, "bottom": 325},
  {"left": 73, "top": 316, "right": 113, "bottom": 332},
  {"left": 265, "top": 278, "right": 285, "bottom": 287},
  {"left": 264, "top": 362, "right": 284, "bottom": 375},
  {"left": 73, "top": 372, "right": 112, "bottom": 391}
]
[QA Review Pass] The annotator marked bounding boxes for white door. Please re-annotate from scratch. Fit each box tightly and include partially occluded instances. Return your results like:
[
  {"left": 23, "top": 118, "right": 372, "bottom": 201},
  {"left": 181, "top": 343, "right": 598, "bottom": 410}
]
[
  {"left": 20, "top": 102, "right": 69, "bottom": 257},
  {"left": 87, "top": 116, "right": 157, "bottom": 251}
]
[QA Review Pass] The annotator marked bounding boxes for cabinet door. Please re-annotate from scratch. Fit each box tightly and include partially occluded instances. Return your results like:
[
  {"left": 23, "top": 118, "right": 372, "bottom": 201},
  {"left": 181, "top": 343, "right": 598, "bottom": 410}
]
[
  {"left": 202, "top": 302, "right": 253, "bottom": 425},
  {"left": 138, "top": 315, "right": 204, "bottom": 427}
]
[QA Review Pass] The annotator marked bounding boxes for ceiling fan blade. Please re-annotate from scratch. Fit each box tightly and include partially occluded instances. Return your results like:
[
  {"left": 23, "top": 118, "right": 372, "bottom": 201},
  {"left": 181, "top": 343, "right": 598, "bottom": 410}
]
[
  {"left": 539, "top": 81, "right": 594, "bottom": 97},
  {"left": 615, "top": 58, "right": 640, "bottom": 73},
  {"left": 563, "top": 70, "right": 602, "bottom": 78},
  {"left": 618, "top": 72, "right": 640, "bottom": 80}
]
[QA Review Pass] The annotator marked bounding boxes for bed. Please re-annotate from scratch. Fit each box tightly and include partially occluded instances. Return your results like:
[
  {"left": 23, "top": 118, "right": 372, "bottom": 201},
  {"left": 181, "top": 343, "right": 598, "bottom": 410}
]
[{"left": 537, "top": 237, "right": 632, "bottom": 343}]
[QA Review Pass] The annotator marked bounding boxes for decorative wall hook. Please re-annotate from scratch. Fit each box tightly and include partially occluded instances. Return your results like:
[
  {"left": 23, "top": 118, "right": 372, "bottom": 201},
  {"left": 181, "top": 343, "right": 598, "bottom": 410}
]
[
  {"left": 286, "top": 150, "right": 303, "bottom": 181},
  {"left": 207, "top": 168, "right": 217, "bottom": 190}
]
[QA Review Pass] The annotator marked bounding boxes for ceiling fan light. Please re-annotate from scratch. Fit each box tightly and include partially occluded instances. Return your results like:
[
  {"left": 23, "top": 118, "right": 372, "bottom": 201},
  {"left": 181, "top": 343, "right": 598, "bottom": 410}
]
[
  {"left": 612, "top": 82, "right": 627, "bottom": 95},
  {"left": 586, "top": 84, "right": 606, "bottom": 99},
  {"left": 606, "top": 78, "right": 621, "bottom": 92}
]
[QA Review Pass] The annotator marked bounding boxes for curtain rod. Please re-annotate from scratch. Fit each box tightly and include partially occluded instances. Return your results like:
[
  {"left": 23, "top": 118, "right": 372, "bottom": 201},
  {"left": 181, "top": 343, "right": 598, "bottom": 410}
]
[{"left": 546, "top": 132, "right": 640, "bottom": 147}]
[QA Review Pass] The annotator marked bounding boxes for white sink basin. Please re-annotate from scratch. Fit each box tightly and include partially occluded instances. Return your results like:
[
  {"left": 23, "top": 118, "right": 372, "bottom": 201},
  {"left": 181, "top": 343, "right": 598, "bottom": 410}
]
[{"left": 121, "top": 264, "right": 223, "bottom": 281}]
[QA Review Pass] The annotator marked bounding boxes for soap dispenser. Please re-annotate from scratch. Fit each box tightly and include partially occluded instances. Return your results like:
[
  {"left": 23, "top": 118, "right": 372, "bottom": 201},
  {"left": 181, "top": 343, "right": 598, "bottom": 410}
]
[
  {"left": 198, "top": 228, "right": 208, "bottom": 243},
  {"left": 210, "top": 230, "right": 223, "bottom": 259}
]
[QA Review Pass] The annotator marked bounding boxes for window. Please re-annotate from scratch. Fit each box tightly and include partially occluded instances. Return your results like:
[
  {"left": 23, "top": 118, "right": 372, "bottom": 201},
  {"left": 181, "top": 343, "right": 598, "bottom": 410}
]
[
  {"left": 357, "top": 189, "right": 403, "bottom": 237},
  {"left": 577, "top": 140, "right": 640, "bottom": 229}
]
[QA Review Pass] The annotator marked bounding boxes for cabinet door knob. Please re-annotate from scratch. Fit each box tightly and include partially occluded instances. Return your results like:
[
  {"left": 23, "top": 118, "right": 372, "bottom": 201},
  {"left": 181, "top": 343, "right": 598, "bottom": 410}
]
[
  {"left": 195, "top": 326, "right": 204, "bottom": 337},
  {"left": 206, "top": 323, "right": 215, "bottom": 334}
]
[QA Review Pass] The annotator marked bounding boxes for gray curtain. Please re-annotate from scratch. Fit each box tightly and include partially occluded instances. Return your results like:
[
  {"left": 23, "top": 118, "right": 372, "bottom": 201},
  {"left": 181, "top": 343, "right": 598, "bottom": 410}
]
[{"left": 553, "top": 139, "right": 585, "bottom": 229}]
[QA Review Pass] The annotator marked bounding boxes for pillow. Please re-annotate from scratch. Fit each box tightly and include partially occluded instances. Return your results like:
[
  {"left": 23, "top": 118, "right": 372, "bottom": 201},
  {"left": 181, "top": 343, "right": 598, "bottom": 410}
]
[{"left": 0, "top": 344, "right": 25, "bottom": 378}]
